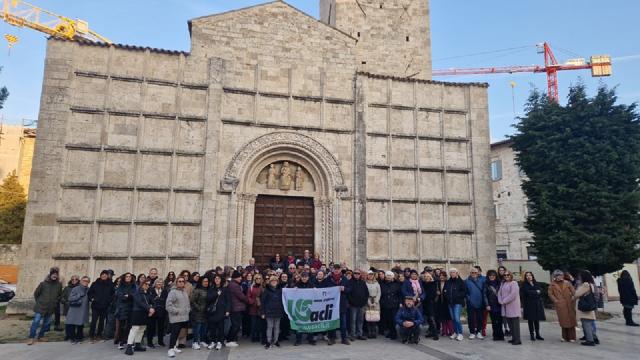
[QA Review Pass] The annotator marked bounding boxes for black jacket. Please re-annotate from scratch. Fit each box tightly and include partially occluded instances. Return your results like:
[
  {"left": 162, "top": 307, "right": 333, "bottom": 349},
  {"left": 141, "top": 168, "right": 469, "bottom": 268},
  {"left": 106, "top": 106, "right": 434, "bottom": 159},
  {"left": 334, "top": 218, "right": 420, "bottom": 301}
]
[
  {"left": 483, "top": 280, "right": 501, "bottom": 314},
  {"left": 443, "top": 277, "right": 467, "bottom": 306},
  {"left": 320, "top": 275, "right": 352, "bottom": 311},
  {"left": 261, "top": 285, "right": 285, "bottom": 318},
  {"left": 422, "top": 281, "right": 437, "bottom": 317},
  {"left": 618, "top": 277, "right": 639, "bottom": 307},
  {"left": 380, "top": 280, "right": 401, "bottom": 310},
  {"left": 131, "top": 288, "right": 152, "bottom": 326},
  {"left": 348, "top": 279, "right": 370, "bottom": 307},
  {"left": 115, "top": 283, "right": 135, "bottom": 320},
  {"left": 206, "top": 286, "right": 231, "bottom": 323},
  {"left": 88, "top": 278, "right": 115, "bottom": 310},
  {"left": 295, "top": 280, "right": 314, "bottom": 289},
  {"left": 148, "top": 287, "right": 168, "bottom": 318},
  {"left": 521, "top": 281, "right": 546, "bottom": 321}
]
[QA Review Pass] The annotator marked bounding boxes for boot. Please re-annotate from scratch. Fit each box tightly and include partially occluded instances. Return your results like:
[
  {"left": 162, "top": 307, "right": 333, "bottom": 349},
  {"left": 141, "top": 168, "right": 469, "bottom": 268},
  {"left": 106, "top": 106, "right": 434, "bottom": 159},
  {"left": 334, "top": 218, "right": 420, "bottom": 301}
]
[
  {"left": 134, "top": 343, "right": 146, "bottom": 352},
  {"left": 124, "top": 344, "right": 134, "bottom": 355},
  {"left": 536, "top": 333, "right": 544, "bottom": 341},
  {"left": 530, "top": 333, "right": 536, "bottom": 341}
]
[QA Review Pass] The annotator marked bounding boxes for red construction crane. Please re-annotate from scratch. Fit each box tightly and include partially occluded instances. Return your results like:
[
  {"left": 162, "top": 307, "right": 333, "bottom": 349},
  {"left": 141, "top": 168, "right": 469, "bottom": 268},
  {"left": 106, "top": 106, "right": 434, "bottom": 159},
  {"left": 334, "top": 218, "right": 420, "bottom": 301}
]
[{"left": 433, "top": 42, "right": 612, "bottom": 102}]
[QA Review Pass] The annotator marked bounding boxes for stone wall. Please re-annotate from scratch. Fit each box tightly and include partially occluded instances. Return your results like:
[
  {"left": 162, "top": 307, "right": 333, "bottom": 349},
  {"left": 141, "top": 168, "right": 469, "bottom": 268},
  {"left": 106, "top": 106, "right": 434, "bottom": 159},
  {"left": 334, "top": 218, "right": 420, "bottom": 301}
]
[{"left": 0, "top": 244, "right": 20, "bottom": 265}]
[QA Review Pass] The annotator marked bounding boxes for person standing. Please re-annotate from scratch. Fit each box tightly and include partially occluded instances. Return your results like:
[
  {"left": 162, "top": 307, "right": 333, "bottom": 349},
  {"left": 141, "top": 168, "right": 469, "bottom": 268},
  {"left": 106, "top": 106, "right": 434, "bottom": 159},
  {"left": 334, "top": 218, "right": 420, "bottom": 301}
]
[
  {"left": 226, "top": 270, "right": 249, "bottom": 347},
  {"left": 190, "top": 276, "right": 210, "bottom": 350},
  {"left": 435, "top": 272, "right": 453, "bottom": 337},
  {"left": 497, "top": 271, "right": 521, "bottom": 345},
  {"left": 60, "top": 275, "right": 80, "bottom": 341},
  {"left": 443, "top": 268, "right": 467, "bottom": 341},
  {"left": 147, "top": 268, "right": 160, "bottom": 287},
  {"left": 348, "top": 269, "right": 370, "bottom": 341},
  {"left": 147, "top": 280, "right": 168, "bottom": 347},
  {"left": 574, "top": 270, "right": 599, "bottom": 346},
  {"left": 294, "top": 272, "right": 316, "bottom": 346},
  {"left": 548, "top": 269, "right": 577, "bottom": 342},
  {"left": 166, "top": 277, "right": 191, "bottom": 357},
  {"left": 379, "top": 271, "right": 401, "bottom": 340},
  {"left": 483, "top": 270, "right": 504, "bottom": 341},
  {"left": 88, "top": 270, "right": 115, "bottom": 342},
  {"left": 261, "top": 276, "right": 284, "bottom": 349},
  {"left": 206, "top": 274, "right": 231, "bottom": 351},
  {"left": 321, "top": 264, "right": 352, "bottom": 345},
  {"left": 66, "top": 276, "right": 91, "bottom": 344},
  {"left": 465, "top": 267, "right": 486, "bottom": 339},
  {"left": 125, "top": 280, "right": 154, "bottom": 355},
  {"left": 617, "top": 270, "right": 639, "bottom": 326},
  {"left": 116, "top": 273, "right": 136, "bottom": 350},
  {"left": 247, "top": 274, "right": 265, "bottom": 344},
  {"left": 521, "top": 271, "right": 545, "bottom": 341},
  {"left": 395, "top": 296, "right": 424, "bottom": 344},
  {"left": 27, "top": 267, "right": 63, "bottom": 345},
  {"left": 365, "top": 271, "right": 381, "bottom": 339}
]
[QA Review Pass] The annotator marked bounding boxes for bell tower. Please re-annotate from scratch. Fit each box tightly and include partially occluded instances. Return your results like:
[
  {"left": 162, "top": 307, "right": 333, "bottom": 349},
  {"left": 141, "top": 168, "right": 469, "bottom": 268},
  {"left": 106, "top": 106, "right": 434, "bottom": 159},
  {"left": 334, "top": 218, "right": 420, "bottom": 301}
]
[{"left": 320, "top": 0, "right": 432, "bottom": 80}]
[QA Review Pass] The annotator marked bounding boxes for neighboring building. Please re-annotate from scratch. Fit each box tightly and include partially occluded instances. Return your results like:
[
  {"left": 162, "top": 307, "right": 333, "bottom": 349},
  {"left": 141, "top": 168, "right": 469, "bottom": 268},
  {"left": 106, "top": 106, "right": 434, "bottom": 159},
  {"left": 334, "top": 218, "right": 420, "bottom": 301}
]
[
  {"left": 10, "top": 0, "right": 495, "bottom": 313},
  {"left": 0, "top": 124, "right": 35, "bottom": 193},
  {"left": 491, "top": 139, "right": 534, "bottom": 261}
]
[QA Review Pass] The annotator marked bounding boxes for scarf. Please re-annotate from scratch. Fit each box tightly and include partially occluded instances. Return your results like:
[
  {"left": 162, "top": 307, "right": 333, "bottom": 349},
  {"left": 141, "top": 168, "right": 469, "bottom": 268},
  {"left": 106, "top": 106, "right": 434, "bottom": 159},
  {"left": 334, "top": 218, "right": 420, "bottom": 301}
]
[
  {"left": 410, "top": 279, "right": 422, "bottom": 295},
  {"left": 332, "top": 272, "right": 342, "bottom": 284}
]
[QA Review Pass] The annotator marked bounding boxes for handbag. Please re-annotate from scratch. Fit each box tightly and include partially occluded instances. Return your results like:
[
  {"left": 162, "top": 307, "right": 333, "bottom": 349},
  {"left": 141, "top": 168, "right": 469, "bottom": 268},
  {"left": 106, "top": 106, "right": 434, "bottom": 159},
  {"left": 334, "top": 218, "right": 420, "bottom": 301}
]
[
  {"left": 365, "top": 309, "right": 380, "bottom": 322},
  {"left": 207, "top": 291, "right": 221, "bottom": 314},
  {"left": 577, "top": 285, "right": 597, "bottom": 312}
]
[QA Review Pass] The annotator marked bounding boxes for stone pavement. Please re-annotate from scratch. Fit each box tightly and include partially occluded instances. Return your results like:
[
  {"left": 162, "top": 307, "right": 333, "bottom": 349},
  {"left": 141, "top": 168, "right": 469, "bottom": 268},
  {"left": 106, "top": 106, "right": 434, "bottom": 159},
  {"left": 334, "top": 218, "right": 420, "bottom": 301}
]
[{"left": 1, "top": 317, "right": 638, "bottom": 360}]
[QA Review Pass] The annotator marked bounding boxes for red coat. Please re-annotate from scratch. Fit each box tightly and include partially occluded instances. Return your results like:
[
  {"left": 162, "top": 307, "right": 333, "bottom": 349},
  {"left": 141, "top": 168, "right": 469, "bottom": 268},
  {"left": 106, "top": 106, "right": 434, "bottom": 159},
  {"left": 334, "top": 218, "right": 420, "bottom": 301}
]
[
  {"left": 311, "top": 259, "right": 322, "bottom": 270},
  {"left": 247, "top": 285, "right": 263, "bottom": 316}
]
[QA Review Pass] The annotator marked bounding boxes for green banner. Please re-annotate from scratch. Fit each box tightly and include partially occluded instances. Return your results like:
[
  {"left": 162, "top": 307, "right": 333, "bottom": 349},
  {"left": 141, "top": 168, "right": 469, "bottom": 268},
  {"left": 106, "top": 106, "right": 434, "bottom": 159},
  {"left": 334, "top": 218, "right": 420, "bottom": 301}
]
[{"left": 282, "top": 287, "right": 341, "bottom": 333}]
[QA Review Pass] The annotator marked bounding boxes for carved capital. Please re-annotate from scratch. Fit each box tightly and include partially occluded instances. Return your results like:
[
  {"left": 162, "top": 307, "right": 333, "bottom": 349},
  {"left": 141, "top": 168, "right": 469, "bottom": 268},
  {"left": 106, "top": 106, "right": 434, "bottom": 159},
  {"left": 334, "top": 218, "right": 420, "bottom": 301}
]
[{"left": 220, "top": 176, "right": 239, "bottom": 192}]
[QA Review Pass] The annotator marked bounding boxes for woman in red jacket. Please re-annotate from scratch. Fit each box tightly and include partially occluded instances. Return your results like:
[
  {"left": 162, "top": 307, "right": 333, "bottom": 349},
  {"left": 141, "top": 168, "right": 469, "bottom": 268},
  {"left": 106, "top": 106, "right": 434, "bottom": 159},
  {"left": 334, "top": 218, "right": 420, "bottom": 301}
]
[{"left": 247, "top": 274, "right": 265, "bottom": 344}]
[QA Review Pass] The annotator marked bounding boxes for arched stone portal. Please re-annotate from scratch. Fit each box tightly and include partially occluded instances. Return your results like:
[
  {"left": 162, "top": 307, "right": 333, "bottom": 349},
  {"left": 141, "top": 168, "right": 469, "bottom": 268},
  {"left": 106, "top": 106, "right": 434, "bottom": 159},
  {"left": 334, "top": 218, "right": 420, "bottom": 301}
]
[{"left": 221, "top": 132, "right": 348, "bottom": 266}]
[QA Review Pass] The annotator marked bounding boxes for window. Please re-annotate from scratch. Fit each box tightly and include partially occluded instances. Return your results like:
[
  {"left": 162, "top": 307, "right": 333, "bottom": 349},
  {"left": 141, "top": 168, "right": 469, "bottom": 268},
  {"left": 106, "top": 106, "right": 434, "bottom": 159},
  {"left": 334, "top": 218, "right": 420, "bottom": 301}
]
[
  {"left": 491, "top": 160, "right": 502, "bottom": 181},
  {"left": 526, "top": 244, "right": 538, "bottom": 260},
  {"left": 496, "top": 250, "right": 508, "bottom": 260}
]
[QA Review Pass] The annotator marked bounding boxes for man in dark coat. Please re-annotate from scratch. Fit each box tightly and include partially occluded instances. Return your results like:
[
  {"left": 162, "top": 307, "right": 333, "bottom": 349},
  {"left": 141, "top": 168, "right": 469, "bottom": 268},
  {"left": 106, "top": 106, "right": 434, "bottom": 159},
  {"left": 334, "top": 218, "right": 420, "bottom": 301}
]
[
  {"left": 294, "top": 272, "right": 317, "bottom": 346},
  {"left": 348, "top": 269, "right": 370, "bottom": 340},
  {"left": 380, "top": 271, "right": 401, "bottom": 339},
  {"left": 396, "top": 296, "right": 424, "bottom": 344},
  {"left": 320, "top": 264, "right": 352, "bottom": 345},
  {"left": 617, "top": 270, "right": 639, "bottom": 326},
  {"left": 28, "top": 267, "right": 63, "bottom": 345},
  {"left": 226, "top": 271, "right": 249, "bottom": 347},
  {"left": 88, "top": 270, "right": 115, "bottom": 341}
]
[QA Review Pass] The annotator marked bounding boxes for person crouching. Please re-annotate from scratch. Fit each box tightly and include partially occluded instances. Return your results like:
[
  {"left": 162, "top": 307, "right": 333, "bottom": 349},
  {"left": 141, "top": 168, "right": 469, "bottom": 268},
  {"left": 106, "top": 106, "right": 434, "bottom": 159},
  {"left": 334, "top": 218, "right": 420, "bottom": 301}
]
[{"left": 395, "top": 296, "right": 424, "bottom": 344}]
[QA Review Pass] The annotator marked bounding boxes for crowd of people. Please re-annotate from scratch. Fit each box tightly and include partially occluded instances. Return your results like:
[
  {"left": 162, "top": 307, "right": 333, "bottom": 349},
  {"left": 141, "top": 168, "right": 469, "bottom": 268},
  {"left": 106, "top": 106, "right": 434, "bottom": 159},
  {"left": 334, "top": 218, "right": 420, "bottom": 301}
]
[{"left": 25, "top": 249, "right": 639, "bottom": 357}]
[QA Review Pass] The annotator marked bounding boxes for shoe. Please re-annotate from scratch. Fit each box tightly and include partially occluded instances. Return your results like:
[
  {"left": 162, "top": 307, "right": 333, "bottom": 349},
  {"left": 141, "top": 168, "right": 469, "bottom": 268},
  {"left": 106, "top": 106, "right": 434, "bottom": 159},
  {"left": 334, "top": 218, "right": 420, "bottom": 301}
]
[
  {"left": 469, "top": 333, "right": 476, "bottom": 339},
  {"left": 456, "top": 334, "right": 463, "bottom": 341},
  {"left": 328, "top": 338, "right": 335, "bottom": 346},
  {"left": 581, "top": 341, "right": 595, "bottom": 346},
  {"left": 627, "top": 322, "right": 640, "bottom": 327},
  {"left": 124, "top": 345, "right": 134, "bottom": 356},
  {"left": 569, "top": 340, "right": 576, "bottom": 343},
  {"left": 593, "top": 337, "right": 600, "bottom": 345},
  {"left": 200, "top": 342, "right": 208, "bottom": 348},
  {"left": 536, "top": 335, "right": 544, "bottom": 341},
  {"left": 530, "top": 334, "right": 536, "bottom": 341},
  {"left": 37, "top": 337, "right": 48, "bottom": 342},
  {"left": 134, "top": 343, "right": 146, "bottom": 352},
  {"left": 158, "top": 342, "right": 166, "bottom": 347},
  {"left": 294, "top": 340, "right": 301, "bottom": 346},
  {"left": 476, "top": 333, "right": 484, "bottom": 340},
  {"left": 274, "top": 341, "right": 280, "bottom": 347},
  {"left": 207, "top": 343, "right": 215, "bottom": 350},
  {"left": 26, "top": 338, "right": 35, "bottom": 345},
  {"left": 357, "top": 336, "right": 367, "bottom": 340},
  {"left": 173, "top": 346, "right": 182, "bottom": 354},
  {"left": 309, "top": 340, "right": 317, "bottom": 345},
  {"left": 226, "top": 341, "right": 239, "bottom": 347},
  {"left": 413, "top": 338, "right": 420, "bottom": 344},
  {"left": 349, "top": 336, "right": 355, "bottom": 341},
  {"left": 118, "top": 344, "right": 125, "bottom": 350},
  {"left": 433, "top": 335, "right": 439, "bottom": 341},
  {"left": 449, "top": 333, "right": 457, "bottom": 340},
  {"left": 192, "top": 342, "right": 201, "bottom": 350},
  {"left": 148, "top": 344, "right": 156, "bottom": 349},
  {"left": 579, "top": 336, "right": 586, "bottom": 341},
  {"left": 167, "top": 348, "right": 176, "bottom": 357},
  {"left": 264, "top": 343, "right": 271, "bottom": 349},
  {"left": 402, "top": 339, "right": 408, "bottom": 344},
  {"left": 511, "top": 341, "right": 522, "bottom": 345},
  {"left": 505, "top": 330, "right": 511, "bottom": 336},
  {"left": 341, "top": 339, "right": 351, "bottom": 345}
]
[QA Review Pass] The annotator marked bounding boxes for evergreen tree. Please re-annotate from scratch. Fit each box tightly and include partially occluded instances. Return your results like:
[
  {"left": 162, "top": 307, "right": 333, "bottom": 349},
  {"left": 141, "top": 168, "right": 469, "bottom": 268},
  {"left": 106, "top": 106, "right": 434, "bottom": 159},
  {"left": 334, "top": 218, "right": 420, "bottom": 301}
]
[
  {"left": 0, "top": 171, "right": 26, "bottom": 244},
  {"left": 511, "top": 84, "right": 640, "bottom": 276},
  {"left": 0, "top": 66, "right": 8, "bottom": 110}
]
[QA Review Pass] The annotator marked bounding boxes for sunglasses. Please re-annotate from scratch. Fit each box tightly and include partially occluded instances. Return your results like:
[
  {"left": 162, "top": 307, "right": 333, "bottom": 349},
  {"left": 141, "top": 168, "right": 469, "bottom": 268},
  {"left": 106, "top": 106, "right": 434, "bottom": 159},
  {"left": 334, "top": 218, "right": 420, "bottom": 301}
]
[
  {"left": 177, "top": 280, "right": 185, "bottom": 283},
  {"left": 504, "top": 274, "right": 512, "bottom": 277}
]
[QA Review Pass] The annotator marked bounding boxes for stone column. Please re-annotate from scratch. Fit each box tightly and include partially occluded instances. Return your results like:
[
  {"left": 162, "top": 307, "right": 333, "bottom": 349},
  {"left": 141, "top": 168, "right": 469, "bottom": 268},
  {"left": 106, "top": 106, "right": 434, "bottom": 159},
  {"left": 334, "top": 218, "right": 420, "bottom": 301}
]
[{"left": 240, "top": 193, "right": 257, "bottom": 264}]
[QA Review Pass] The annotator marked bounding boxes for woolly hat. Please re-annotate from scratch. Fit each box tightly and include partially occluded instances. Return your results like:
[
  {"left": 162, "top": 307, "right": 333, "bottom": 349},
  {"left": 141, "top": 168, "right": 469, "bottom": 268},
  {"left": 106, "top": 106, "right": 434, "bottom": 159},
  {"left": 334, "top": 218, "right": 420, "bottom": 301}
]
[
  {"left": 385, "top": 271, "right": 395, "bottom": 277},
  {"left": 231, "top": 270, "right": 242, "bottom": 279},
  {"left": 49, "top": 267, "right": 59, "bottom": 275}
]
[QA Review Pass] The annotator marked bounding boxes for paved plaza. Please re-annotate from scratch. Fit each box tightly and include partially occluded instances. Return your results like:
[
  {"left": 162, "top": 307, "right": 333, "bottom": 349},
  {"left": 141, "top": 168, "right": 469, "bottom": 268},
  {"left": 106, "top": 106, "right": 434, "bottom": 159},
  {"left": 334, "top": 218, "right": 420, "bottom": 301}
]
[{"left": 1, "top": 304, "right": 637, "bottom": 360}]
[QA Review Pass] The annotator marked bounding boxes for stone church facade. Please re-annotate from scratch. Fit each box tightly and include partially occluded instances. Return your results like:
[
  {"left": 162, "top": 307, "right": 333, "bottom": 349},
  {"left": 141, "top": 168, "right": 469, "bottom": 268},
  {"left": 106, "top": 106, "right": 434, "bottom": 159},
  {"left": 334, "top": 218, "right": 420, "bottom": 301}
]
[{"left": 11, "top": 0, "right": 494, "bottom": 310}]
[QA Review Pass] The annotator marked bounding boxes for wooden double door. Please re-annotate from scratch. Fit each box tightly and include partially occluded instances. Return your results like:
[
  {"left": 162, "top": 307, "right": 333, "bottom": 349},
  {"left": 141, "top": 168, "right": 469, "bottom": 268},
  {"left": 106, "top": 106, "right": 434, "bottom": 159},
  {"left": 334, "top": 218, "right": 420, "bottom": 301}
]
[{"left": 252, "top": 195, "right": 314, "bottom": 268}]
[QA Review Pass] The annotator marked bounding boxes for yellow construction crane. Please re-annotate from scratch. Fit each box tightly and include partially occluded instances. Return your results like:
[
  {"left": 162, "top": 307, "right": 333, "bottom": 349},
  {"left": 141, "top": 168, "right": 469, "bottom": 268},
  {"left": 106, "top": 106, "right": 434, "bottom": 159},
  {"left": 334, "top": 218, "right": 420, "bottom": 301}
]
[{"left": 0, "top": 0, "right": 111, "bottom": 48}]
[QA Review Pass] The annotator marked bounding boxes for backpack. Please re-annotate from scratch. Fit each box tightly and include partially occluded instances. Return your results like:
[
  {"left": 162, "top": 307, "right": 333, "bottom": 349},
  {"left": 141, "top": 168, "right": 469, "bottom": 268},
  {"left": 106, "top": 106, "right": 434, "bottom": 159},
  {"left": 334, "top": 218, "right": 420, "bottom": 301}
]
[{"left": 577, "top": 285, "right": 597, "bottom": 312}]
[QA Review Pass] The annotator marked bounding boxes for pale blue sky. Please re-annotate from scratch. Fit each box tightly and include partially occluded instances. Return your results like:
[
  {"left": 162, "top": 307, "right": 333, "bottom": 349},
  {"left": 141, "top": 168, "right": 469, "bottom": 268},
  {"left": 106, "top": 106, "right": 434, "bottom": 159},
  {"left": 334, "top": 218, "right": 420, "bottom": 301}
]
[{"left": 0, "top": 0, "right": 638, "bottom": 141}]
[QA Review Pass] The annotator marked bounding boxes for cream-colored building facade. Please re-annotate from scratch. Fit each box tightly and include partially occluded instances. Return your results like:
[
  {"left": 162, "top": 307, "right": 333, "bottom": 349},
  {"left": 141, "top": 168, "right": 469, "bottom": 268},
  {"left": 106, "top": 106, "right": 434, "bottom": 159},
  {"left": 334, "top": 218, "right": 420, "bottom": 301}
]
[{"left": 10, "top": 0, "right": 495, "bottom": 313}]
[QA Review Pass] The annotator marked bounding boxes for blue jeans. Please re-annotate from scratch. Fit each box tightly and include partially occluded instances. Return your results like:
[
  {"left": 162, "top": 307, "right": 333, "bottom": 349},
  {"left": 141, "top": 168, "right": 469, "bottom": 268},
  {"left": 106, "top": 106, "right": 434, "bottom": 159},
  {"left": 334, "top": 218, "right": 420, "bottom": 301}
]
[
  {"left": 448, "top": 304, "right": 463, "bottom": 335},
  {"left": 349, "top": 306, "right": 365, "bottom": 337},
  {"left": 29, "top": 312, "right": 52, "bottom": 339},
  {"left": 192, "top": 321, "right": 208, "bottom": 343},
  {"left": 328, "top": 311, "right": 348, "bottom": 340}
]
